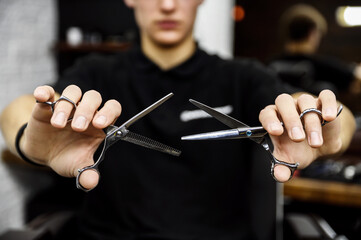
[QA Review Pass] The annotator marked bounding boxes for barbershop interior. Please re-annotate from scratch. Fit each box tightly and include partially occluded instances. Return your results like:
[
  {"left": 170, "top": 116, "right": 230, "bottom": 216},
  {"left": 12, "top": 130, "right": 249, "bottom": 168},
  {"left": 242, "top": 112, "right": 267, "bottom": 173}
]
[{"left": 0, "top": 0, "right": 361, "bottom": 239}]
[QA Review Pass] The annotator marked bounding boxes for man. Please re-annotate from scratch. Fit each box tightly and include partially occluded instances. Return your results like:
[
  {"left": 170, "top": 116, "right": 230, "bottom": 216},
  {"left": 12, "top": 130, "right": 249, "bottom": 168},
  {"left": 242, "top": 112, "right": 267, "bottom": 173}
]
[
  {"left": 269, "top": 4, "right": 361, "bottom": 96},
  {"left": 0, "top": 0, "right": 356, "bottom": 239}
]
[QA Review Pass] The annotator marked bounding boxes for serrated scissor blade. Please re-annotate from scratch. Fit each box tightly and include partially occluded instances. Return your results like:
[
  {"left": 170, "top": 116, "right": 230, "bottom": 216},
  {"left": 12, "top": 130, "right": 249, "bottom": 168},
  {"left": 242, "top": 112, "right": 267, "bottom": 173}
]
[{"left": 122, "top": 131, "right": 181, "bottom": 157}]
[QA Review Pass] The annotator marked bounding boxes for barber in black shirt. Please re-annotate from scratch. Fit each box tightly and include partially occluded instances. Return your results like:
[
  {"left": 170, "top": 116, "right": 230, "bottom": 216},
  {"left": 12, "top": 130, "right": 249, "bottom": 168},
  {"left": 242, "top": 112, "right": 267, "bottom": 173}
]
[{"left": 0, "top": 1, "right": 356, "bottom": 239}]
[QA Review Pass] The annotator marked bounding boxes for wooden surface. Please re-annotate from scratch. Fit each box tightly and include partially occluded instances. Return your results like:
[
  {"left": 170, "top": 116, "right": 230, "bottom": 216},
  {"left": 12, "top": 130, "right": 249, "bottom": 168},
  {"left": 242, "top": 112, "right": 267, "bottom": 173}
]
[
  {"left": 54, "top": 41, "right": 132, "bottom": 52},
  {"left": 284, "top": 177, "right": 361, "bottom": 208}
]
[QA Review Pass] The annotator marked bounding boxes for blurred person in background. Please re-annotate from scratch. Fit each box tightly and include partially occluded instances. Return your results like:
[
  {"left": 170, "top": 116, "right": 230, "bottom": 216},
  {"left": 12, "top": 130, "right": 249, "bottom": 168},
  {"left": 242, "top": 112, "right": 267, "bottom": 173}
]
[
  {"left": 0, "top": 0, "right": 356, "bottom": 239},
  {"left": 269, "top": 4, "right": 361, "bottom": 96}
]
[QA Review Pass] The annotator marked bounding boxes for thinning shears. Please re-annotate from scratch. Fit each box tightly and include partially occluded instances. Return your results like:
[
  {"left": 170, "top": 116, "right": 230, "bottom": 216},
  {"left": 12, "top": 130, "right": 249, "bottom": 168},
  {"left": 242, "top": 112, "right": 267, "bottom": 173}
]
[
  {"left": 181, "top": 99, "right": 343, "bottom": 182},
  {"left": 76, "top": 93, "right": 181, "bottom": 191},
  {"left": 40, "top": 93, "right": 181, "bottom": 192}
]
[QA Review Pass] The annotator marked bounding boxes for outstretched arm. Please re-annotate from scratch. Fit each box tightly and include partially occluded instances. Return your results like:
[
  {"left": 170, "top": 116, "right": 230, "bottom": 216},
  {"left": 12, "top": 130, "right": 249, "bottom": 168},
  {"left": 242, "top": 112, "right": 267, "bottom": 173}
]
[
  {"left": 0, "top": 93, "right": 46, "bottom": 156},
  {"left": 0, "top": 85, "right": 122, "bottom": 190},
  {"left": 259, "top": 90, "right": 356, "bottom": 182}
]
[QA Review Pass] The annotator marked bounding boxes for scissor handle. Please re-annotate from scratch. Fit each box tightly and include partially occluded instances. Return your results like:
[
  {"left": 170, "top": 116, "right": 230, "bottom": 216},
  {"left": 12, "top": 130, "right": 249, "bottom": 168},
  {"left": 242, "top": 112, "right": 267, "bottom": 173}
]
[
  {"left": 37, "top": 95, "right": 77, "bottom": 121},
  {"left": 260, "top": 138, "right": 299, "bottom": 182},
  {"left": 269, "top": 153, "right": 300, "bottom": 182},
  {"left": 76, "top": 166, "right": 100, "bottom": 192},
  {"left": 75, "top": 135, "right": 111, "bottom": 192},
  {"left": 299, "top": 105, "right": 343, "bottom": 126}
]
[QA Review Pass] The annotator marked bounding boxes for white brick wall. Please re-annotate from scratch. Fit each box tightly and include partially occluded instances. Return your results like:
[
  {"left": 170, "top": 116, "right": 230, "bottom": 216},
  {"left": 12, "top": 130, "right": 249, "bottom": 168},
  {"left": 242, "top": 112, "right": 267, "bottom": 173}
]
[
  {"left": 0, "top": 0, "right": 57, "bottom": 107},
  {"left": 0, "top": 0, "right": 56, "bottom": 234}
]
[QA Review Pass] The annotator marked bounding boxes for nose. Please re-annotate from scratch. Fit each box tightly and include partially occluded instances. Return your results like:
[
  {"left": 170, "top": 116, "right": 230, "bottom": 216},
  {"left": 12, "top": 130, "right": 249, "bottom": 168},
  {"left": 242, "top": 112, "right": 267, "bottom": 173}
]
[{"left": 159, "top": 0, "right": 177, "bottom": 12}]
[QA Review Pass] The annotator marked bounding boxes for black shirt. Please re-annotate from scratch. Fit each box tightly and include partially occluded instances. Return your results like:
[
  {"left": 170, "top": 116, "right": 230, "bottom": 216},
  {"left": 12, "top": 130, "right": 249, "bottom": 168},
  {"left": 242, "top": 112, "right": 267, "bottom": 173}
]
[{"left": 54, "top": 46, "right": 288, "bottom": 240}]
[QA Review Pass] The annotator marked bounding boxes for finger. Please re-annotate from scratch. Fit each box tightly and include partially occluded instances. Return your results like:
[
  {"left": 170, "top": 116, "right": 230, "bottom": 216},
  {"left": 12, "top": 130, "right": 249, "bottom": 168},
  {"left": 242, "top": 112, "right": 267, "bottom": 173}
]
[
  {"left": 318, "top": 90, "right": 338, "bottom": 122},
  {"left": 51, "top": 85, "right": 82, "bottom": 128},
  {"left": 297, "top": 94, "right": 323, "bottom": 147},
  {"left": 33, "top": 85, "right": 55, "bottom": 102},
  {"left": 275, "top": 93, "right": 305, "bottom": 141},
  {"left": 93, "top": 99, "right": 122, "bottom": 129},
  {"left": 259, "top": 105, "right": 284, "bottom": 136},
  {"left": 72, "top": 90, "right": 102, "bottom": 131},
  {"left": 32, "top": 86, "right": 57, "bottom": 121},
  {"left": 78, "top": 169, "right": 99, "bottom": 191}
]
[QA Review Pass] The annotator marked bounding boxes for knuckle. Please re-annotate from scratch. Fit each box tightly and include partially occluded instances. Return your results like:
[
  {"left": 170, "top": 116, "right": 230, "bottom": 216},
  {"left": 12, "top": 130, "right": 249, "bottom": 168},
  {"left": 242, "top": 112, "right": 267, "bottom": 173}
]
[
  {"left": 109, "top": 99, "right": 121, "bottom": 108},
  {"left": 320, "top": 89, "right": 334, "bottom": 97},
  {"left": 259, "top": 109, "right": 266, "bottom": 121},
  {"left": 303, "top": 114, "right": 321, "bottom": 128},
  {"left": 259, "top": 105, "right": 277, "bottom": 123},
  {"left": 85, "top": 90, "right": 102, "bottom": 99},
  {"left": 275, "top": 93, "right": 292, "bottom": 104},
  {"left": 297, "top": 93, "right": 314, "bottom": 103},
  {"left": 107, "top": 99, "right": 122, "bottom": 116},
  {"left": 305, "top": 123, "right": 321, "bottom": 133},
  {"left": 319, "top": 89, "right": 336, "bottom": 102},
  {"left": 35, "top": 85, "right": 54, "bottom": 95},
  {"left": 333, "top": 139, "right": 342, "bottom": 154},
  {"left": 327, "top": 138, "right": 342, "bottom": 155},
  {"left": 259, "top": 105, "right": 273, "bottom": 116},
  {"left": 66, "top": 84, "right": 82, "bottom": 94}
]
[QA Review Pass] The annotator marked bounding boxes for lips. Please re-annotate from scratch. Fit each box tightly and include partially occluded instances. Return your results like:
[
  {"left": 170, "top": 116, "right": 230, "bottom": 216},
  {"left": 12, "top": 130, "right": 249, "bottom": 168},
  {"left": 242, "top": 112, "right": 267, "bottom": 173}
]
[{"left": 158, "top": 20, "right": 178, "bottom": 30}]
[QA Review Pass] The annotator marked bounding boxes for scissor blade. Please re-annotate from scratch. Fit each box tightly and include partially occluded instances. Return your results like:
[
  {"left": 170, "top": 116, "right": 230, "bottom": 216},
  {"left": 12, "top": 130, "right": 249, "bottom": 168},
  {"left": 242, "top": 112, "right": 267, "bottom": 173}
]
[
  {"left": 182, "top": 126, "right": 268, "bottom": 141},
  {"left": 182, "top": 129, "right": 241, "bottom": 140},
  {"left": 122, "top": 93, "right": 174, "bottom": 129},
  {"left": 189, "top": 99, "right": 249, "bottom": 128},
  {"left": 122, "top": 131, "right": 181, "bottom": 157}
]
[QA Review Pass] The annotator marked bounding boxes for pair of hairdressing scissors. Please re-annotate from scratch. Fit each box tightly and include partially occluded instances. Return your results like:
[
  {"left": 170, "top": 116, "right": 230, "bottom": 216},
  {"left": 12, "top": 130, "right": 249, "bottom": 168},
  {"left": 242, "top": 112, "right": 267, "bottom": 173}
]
[
  {"left": 181, "top": 99, "right": 343, "bottom": 182},
  {"left": 40, "top": 93, "right": 181, "bottom": 192}
]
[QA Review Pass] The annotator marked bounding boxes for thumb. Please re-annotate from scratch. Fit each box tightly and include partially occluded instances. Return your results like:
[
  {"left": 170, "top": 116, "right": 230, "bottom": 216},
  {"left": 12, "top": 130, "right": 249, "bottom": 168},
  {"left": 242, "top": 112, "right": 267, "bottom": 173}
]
[
  {"left": 273, "top": 165, "right": 292, "bottom": 183},
  {"left": 76, "top": 167, "right": 100, "bottom": 191}
]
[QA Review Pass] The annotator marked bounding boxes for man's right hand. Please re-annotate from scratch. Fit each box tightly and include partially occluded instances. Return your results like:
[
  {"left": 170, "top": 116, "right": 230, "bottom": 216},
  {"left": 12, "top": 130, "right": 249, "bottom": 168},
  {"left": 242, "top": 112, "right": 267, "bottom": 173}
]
[{"left": 21, "top": 85, "right": 122, "bottom": 190}]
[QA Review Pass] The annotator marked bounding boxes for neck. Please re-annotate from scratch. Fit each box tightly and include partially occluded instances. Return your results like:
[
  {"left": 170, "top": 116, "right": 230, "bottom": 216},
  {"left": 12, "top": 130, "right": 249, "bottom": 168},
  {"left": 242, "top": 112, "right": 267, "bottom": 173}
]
[
  {"left": 141, "top": 35, "right": 197, "bottom": 70},
  {"left": 284, "top": 41, "right": 317, "bottom": 55}
]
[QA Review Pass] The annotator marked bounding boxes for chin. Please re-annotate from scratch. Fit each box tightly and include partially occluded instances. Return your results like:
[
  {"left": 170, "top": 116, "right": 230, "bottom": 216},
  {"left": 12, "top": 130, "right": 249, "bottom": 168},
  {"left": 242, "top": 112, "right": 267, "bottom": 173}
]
[{"left": 153, "top": 33, "right": 185, "bottom": 47}]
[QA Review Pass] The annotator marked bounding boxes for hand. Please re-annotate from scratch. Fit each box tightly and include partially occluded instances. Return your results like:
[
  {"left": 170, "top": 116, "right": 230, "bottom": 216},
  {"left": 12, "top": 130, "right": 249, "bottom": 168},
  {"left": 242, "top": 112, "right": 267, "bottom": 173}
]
[
  {"left": 20, "top": 85, "right": 121, "bottom": 190},
  {"left": 259, "top": 90, "right": 342, "bottom": 182}
]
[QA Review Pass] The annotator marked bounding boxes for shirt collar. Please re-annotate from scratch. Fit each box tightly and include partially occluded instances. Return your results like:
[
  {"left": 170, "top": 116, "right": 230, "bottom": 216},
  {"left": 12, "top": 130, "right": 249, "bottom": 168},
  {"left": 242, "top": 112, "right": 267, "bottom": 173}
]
[{"left": 129, "top": 44, "right": 212, "bottom": 79}]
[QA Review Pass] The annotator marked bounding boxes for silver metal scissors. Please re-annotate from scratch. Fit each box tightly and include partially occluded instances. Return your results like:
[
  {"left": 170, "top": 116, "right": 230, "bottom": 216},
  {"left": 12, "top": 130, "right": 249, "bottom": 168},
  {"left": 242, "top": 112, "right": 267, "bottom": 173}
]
[
  {"left": 181, "top": 99, "right": 343, "bottom": 182},
  {"left": 40, "top": 93, "right": 181, "bottom": 192}
]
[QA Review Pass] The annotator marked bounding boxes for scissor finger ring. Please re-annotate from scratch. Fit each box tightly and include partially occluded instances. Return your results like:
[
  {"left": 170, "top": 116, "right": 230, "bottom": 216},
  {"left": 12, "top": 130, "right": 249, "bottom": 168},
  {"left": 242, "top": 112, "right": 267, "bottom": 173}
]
[
  {"left": 299, "top": 108, "right": 324, "bottom": 126},
  {"left": 299, "top": 105, "right": 343, "bottom": 126},
  {"left": 270, "top": 156, "right": 300, "bottom": 182},
  {"left": 37, "top": 95, "right": 78, "bottom": 120}
]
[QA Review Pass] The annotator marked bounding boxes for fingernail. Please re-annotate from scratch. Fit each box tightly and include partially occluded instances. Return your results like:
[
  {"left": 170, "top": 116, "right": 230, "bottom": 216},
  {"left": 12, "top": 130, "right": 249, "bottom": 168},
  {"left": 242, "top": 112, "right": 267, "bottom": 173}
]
[
  {"left": 74, "top": 116, "right": 86, "bottom": 129},
  {"left": 95, "top": 116, "right": 106, "bottom": 125},
  {"left": 269, "top": 122, "right": 282, "bottom": 132},
  {"left": 53, "top": 112, "right": 66, "bottom": 126},
  {"left": 310, "top": 131, "right": 322, "bottom": 146},
  {"left": 291, "top": 127, "right": 304, "bottom": 140}
]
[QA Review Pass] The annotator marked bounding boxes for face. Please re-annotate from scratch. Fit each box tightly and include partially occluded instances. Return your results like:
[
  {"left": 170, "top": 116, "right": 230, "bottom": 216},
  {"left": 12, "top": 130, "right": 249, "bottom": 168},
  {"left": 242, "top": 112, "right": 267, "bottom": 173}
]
[{"left": 124, "top": 0, "right": 203, "bottom": 47}]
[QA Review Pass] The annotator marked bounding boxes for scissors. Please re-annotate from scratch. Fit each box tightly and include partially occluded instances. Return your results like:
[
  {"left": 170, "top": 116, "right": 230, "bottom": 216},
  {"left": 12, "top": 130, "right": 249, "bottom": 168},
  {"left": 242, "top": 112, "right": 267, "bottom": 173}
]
[
  {"left": 40, "top": 93, "right": 181, "bottom": 192},
  {"left": 181, "top": 99, "right": 343, "bottom": 182}
]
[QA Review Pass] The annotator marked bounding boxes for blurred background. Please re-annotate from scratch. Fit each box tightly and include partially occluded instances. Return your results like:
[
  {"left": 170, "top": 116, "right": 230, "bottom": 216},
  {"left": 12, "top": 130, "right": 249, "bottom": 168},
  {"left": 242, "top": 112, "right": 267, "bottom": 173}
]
[{"left": 0, "top": 0, "right": 361, "bottom": 239}]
